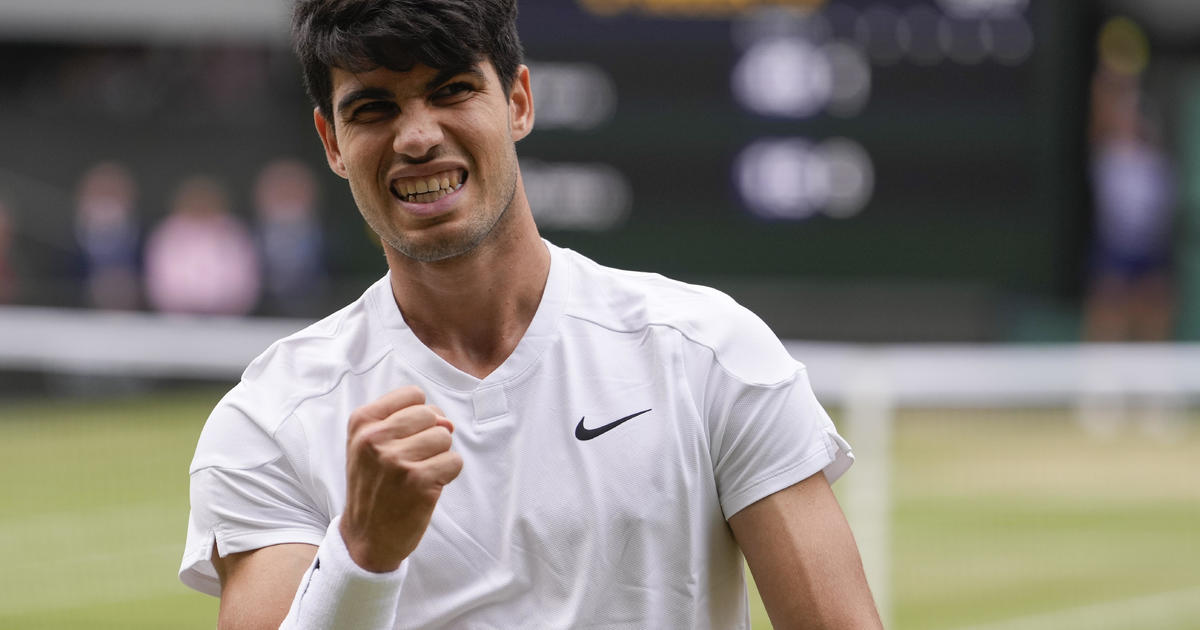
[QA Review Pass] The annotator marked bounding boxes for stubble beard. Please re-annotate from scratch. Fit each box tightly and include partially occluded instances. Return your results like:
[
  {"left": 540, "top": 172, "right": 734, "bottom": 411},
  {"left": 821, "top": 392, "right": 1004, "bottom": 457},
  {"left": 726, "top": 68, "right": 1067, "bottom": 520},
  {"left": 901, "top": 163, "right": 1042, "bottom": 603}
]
[{"left": 356, "top": 160, "right": 520, "bottom": 264}]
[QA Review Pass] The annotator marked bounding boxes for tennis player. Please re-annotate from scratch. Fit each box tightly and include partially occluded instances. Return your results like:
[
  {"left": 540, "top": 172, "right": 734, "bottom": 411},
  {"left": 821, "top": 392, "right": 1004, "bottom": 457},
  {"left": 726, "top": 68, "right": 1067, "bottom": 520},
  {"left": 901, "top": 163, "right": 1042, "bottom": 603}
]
[{"left": 180, "top": 1, "right": 883, "bottom": 628}]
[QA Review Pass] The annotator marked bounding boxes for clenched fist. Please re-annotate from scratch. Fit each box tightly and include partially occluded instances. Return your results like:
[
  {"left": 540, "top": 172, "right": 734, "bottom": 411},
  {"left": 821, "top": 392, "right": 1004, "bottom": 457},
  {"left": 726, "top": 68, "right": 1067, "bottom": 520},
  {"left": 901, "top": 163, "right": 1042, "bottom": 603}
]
[{"left": 340, "top": 385, "right": 463, "bottom": 573}]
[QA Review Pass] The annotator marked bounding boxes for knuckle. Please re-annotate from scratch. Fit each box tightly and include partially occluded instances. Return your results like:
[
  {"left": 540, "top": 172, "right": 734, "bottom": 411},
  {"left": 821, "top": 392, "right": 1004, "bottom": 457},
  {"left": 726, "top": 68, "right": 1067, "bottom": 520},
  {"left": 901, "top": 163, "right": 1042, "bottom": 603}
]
[
  {"left": 415, "top": 404, "right": 439, "bottom": 424},
  {"left": 387, "top": 460, "right": 423, "bottom": 486},
  {"left": 398, "top": 385, "right": 426, "bottom": 405},
  {"left": 430, "top": 426, "right": 453, "bottom": 450},
  {"left": 394, "top": 407, "right": 437, "bottom": 433},
  {"left": 421, "top": 486, "right": 445, "bottom": 504},
  {"left": 405, "top": 465, "right": 435, "bottom": 488},
  {"left": 442, "top": 456, "right": 465, "bottom": 484},
  {"left": 347, "top": 409, "right": 370, "bottom": 433},
  {"left": 367, "top": 435, "right": 392, "bottom": 460},
  {"left": 386, "top": 450, "right": 418, "bottom": 473},
  {"left": 347, "top": 428, "right": 374, "bottom": 454},
  {"left": 396, "top": 400, "right": 431, "bottom": 418},
  {"left": 359, "top": 423, "right": 387, "bottom": 446}
]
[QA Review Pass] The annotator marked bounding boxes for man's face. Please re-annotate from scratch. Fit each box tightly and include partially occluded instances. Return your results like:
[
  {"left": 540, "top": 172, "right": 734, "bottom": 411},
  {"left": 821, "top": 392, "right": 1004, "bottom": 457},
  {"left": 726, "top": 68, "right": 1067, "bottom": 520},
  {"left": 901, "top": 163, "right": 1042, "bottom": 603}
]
[{"left": 316, "top": 60, "right": 534, "bottom": 262}]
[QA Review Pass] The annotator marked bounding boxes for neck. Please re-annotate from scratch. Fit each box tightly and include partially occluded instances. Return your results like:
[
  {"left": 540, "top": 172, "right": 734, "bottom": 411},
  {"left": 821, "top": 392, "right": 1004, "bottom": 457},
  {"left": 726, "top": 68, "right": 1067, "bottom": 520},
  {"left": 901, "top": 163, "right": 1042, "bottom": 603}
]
[{"left": 384, "top": 211, "right": 550, "bottom": 380}]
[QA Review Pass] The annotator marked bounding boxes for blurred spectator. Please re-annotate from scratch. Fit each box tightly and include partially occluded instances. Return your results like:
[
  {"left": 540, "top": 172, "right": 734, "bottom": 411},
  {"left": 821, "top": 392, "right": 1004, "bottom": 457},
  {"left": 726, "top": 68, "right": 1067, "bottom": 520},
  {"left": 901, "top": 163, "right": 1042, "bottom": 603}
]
[
  {"left": 1084, "top": 17, "right": 1176, "bottom": 342},
  {"left": 75, "top": 161, "right": 142, "bottom": 310},
  {"left": 253, "top": 159, "right": 327, "bottom": 316},
  {"left": 0, "top": 200, "right": 17, "bottom": 303},
  {"left": 144, "top": 176, "right": 260, "bottom": 315}
]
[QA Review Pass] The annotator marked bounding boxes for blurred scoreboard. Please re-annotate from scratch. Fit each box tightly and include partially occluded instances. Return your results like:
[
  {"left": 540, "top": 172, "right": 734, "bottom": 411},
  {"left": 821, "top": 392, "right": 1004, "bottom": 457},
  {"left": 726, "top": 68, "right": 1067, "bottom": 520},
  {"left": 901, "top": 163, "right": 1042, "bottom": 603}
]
[
  {"left": 515, "top": 0, "right": 1086, "bottom": 294},
  {"left": 0, "top": 0, "right": 1088, "bottom": 320}
]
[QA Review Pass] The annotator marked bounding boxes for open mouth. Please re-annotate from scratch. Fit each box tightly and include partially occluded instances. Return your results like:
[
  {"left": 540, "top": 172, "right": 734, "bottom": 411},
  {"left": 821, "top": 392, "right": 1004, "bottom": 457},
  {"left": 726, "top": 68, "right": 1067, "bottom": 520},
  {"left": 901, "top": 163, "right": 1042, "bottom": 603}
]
[{"left": 390, "top": 169, "right": 466, "bottom": 204}]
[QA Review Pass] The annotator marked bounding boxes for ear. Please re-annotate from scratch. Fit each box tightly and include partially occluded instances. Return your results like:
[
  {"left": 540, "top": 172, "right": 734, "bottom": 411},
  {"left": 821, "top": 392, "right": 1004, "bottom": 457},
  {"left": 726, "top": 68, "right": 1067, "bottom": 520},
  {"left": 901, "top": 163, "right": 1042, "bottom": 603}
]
[
  {"left": 509, "top": 65, "right": 535, "bottom": 142},
  {"left": 314, "top": 108, "right": 349, "bottom": 179}
]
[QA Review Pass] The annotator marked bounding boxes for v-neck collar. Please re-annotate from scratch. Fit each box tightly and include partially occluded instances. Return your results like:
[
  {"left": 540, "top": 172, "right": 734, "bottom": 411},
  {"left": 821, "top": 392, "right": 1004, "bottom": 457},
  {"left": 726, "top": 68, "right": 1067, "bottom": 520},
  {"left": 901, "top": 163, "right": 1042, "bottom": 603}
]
[{"left": 370, "top": 240, "right": 567, "bottom": 392}]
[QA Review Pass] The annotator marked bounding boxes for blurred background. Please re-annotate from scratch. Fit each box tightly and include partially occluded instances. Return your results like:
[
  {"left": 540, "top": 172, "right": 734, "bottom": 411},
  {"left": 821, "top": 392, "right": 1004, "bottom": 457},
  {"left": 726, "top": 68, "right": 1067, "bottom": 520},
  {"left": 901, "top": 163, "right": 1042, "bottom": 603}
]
[{"left": 0, "top": 0, "right": 1197, "bottom": 629}]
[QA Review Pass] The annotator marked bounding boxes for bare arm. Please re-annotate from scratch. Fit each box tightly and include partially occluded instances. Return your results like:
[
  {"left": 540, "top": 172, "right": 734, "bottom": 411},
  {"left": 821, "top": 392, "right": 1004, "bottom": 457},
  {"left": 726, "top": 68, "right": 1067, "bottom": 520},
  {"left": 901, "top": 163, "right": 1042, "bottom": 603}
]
[
  {"left": 214, "top": 544, "right": 317, "bottom": 630},
  {"left": 728, "top": 471, "right": 883, "bottom": 630}
]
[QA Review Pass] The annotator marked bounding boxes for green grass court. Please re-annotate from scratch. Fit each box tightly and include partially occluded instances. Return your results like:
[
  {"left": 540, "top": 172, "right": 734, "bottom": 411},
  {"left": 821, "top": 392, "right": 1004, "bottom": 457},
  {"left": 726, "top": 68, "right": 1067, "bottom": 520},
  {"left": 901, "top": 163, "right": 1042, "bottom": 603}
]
[{"left": 1, "top": 390, "right": 1197, "bottom": 629}]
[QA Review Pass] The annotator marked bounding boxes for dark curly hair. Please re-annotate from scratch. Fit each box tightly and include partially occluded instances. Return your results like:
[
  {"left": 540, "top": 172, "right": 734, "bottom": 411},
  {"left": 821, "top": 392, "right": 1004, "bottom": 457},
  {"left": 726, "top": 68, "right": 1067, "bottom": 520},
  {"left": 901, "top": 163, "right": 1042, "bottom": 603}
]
[{"left": 292, "top": 0, "right": 524, "bottom": 119}]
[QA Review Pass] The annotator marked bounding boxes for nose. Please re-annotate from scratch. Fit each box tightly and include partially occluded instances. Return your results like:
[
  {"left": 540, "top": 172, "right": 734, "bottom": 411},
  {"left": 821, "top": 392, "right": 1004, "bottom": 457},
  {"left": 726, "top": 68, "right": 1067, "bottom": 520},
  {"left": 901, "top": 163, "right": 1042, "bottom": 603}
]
[{"left": 393, "top": 102, "right": 444, "bottom": 161}]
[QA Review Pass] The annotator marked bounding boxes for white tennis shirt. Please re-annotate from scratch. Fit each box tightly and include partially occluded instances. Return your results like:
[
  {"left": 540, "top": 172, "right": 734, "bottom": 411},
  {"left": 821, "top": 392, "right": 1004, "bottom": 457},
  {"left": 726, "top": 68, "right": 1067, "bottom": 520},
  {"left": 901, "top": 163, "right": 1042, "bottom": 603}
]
[{"left": 181, "top": 241, "right": 853, "bottom": 629}]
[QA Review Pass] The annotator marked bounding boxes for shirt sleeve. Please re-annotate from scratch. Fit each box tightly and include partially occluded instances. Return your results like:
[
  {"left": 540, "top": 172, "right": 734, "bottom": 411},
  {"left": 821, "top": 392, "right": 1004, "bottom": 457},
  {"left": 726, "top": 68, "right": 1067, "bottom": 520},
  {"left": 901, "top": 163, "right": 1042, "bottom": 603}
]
[
  {"left": 707, "top": 364, "right": 853, "bottom": 520},
  {"left": 681, "top": 298, "right": 853, "bottom": 520},
  {"left": 179, "top": 389, "right": 329, "bottom": 596}
]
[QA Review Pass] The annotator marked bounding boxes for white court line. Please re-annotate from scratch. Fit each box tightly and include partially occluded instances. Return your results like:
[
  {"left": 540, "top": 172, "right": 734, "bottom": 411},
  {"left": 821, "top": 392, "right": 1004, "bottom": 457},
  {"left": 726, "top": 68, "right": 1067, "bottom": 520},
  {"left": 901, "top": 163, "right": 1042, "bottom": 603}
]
[{"left": 949, "top": 585, "right": 1200, "bottom": 630}]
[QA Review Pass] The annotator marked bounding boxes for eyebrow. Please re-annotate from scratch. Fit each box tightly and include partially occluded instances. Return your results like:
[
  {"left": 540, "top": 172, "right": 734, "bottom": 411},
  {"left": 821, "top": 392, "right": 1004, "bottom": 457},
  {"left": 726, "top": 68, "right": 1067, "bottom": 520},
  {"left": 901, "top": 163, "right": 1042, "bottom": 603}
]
[
  {"left": 425, "top": 66, "right": 487, "bottom": 91},
  {"left": 336, "top": 66, "right": 489, "bottom": 116},
  {"left": 336, "top": 86, "right": 394, "bottom": 116}
]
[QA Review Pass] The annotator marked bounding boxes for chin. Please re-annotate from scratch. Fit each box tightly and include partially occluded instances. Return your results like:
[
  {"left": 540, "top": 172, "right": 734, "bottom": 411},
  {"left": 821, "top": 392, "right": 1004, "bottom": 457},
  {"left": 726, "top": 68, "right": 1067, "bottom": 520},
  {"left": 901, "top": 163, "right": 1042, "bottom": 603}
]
[
  {"left": 391, "top": 231, "right": 482, "bottom": 263},
  {"left": 386, "top": 202, "right": 510, "bottom": 264}
]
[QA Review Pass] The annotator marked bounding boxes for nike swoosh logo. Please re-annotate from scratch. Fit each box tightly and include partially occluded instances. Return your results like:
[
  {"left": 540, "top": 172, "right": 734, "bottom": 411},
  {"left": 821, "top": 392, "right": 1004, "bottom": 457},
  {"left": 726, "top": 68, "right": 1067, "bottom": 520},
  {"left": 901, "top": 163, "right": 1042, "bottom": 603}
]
[{"left": 575, "top": 409, "right": 652, "bottom": 441}]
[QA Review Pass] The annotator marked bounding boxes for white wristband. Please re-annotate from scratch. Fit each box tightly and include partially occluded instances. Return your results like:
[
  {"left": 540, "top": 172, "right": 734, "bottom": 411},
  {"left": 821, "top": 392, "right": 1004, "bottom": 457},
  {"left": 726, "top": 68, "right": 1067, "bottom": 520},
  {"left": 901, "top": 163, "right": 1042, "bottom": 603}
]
[{"left": 279, "top": 515, "right": 407, "bottom": 630}]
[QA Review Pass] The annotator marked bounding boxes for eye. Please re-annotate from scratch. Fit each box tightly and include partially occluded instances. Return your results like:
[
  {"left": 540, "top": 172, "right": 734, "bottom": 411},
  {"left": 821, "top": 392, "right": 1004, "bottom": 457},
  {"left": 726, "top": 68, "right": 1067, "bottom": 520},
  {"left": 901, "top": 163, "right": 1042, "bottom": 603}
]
[
  {"left": 350, "top": 101, "right": 397, "bottom": 122},
  {"left": 434, "top": 82, "right": 475, "bottom": 103}
]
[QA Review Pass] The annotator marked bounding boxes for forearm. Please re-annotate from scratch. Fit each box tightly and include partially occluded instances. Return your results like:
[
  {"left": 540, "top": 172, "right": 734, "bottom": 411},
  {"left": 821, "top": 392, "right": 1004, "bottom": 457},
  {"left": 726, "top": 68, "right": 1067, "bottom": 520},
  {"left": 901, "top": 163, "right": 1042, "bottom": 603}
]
[{"left": 279, "top": 515, "right": 407, "bottom": 630}]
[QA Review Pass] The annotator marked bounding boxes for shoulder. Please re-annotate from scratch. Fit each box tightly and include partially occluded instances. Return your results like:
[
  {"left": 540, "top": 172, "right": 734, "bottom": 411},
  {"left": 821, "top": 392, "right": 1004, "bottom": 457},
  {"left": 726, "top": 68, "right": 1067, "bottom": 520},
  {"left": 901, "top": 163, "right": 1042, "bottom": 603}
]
[
  {"left": 557, "top": 246, "right": 797, "bottom": 386},
  {"left": 242, "top": 281, "right": 391, "bottom": 410},
  {"left": 190, "top": 276, "right": 393, "bottom": 471}
]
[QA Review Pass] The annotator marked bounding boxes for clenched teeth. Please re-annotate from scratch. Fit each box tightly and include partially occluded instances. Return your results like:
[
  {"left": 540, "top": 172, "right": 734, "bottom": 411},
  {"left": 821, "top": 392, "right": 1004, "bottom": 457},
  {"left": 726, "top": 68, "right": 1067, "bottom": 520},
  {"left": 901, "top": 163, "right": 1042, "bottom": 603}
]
[{"left": 392, "top": 169, "right": 464, "bottom": 203}]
